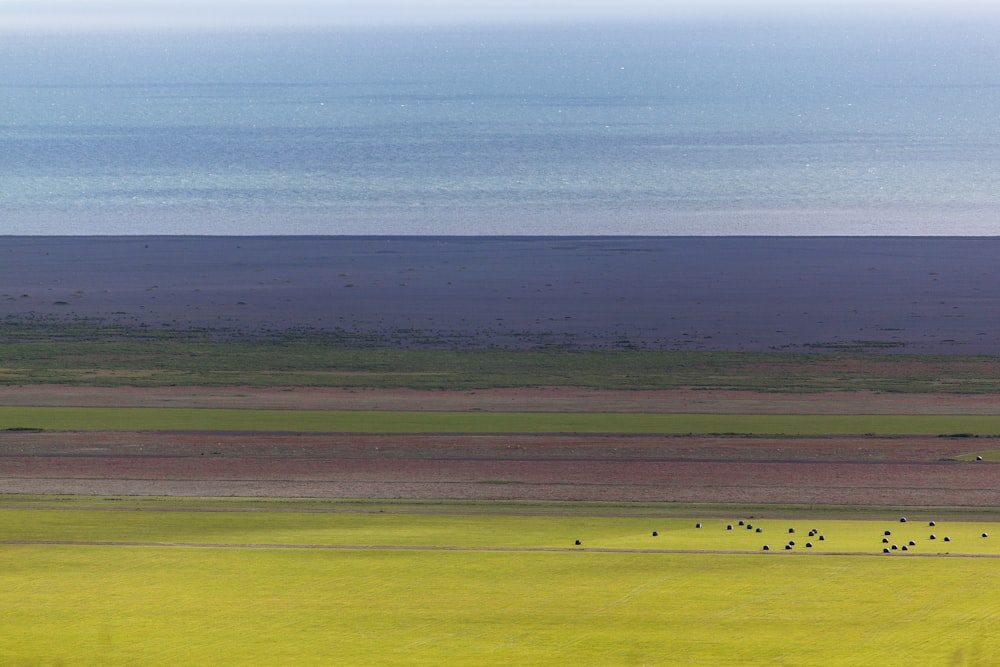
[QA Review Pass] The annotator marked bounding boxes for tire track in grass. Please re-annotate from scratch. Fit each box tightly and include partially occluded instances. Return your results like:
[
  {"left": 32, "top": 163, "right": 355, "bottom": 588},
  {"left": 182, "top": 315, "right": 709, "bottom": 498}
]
[{"left": 3, "top": 540, "right": 1000, "bottom": 558}]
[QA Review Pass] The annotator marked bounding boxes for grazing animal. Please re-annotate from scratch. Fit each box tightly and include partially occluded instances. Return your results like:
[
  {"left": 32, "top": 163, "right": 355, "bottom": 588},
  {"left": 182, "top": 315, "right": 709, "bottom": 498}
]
[
  {"left": 575, "top": 539, "right": 581, "bottom": 545},
  {"left": 652, "top": 531, "right": 658, "bottom": 537},
  {"left": 762, "top": 545, "right": 770, "bottom": 551}
]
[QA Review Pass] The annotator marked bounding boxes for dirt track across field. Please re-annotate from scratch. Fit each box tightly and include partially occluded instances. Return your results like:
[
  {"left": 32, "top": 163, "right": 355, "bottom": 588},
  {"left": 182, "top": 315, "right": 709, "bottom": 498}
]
[{"left": 3, "top": 540, "right": 997, "bottom": 557}]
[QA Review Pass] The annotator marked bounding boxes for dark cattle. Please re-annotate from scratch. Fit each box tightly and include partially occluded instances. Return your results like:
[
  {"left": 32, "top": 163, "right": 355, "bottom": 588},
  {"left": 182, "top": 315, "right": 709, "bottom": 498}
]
[
  {"left": 756, "top": 527, "right": 763, "bottom": 533},
  {"left": 575, "top": 539, "right": 581, "bottom": 545},
  {"left": 652, "top": 531, "right": 658, "bottom": 537},
  {"left": 884, "top": 530, "right": 892, "bottom": 536}
]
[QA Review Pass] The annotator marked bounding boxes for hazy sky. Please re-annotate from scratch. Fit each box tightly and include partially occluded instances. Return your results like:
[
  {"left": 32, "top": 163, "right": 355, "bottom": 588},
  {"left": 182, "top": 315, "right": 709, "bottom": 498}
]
[{"left": 1, "top": 0, "right": 997, "bottom": 31}]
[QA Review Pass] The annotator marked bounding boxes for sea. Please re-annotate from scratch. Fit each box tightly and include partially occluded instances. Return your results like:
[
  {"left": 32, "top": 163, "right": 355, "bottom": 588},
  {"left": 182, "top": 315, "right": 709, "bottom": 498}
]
[{"left": 2, "top": 18, "right": 1000, "bottom": 235}]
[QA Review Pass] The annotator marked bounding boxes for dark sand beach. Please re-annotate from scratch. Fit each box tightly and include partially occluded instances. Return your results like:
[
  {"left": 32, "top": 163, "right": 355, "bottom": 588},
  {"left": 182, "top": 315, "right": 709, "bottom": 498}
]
[{"left": 2, "top": 236, "right": 998, "bottom": 353}]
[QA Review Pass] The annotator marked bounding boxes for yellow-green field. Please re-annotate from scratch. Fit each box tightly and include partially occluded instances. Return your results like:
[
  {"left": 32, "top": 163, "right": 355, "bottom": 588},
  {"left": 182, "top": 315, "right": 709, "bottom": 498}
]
[{"left": 3, "top": 500, "right": 999, "bottom": 665}]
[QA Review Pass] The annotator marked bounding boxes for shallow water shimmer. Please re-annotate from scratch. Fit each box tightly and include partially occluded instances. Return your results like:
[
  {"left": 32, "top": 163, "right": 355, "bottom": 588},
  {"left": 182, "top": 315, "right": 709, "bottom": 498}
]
[
  {"left": 2, "top": 236, "right": 998, "bottom": 353},
  {"left": 2, "top": 24, "right": 1000, "bottom": 235}
]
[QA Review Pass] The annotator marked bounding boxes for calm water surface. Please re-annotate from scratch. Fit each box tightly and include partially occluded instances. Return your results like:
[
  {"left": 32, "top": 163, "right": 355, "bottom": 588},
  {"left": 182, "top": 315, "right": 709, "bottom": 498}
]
[{"left": 2, "top": 20, "right": 999, "bottom": 234}]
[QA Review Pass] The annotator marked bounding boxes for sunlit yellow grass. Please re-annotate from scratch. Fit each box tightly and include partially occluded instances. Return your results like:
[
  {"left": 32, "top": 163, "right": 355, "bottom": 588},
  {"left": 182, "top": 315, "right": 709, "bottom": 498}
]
[
  {"left": 4, "top": 546, "right": 1000, "bottom": 665},
  {"left": 1, "top": 510, "right": 994, "bottom": 556},
  {"left": 3, "top": 507, "right": 1000, "bottom": 664}
]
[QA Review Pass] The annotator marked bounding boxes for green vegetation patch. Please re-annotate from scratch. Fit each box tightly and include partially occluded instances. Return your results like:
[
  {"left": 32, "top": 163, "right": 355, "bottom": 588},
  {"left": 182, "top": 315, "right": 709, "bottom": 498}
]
[
  {"left": 4, "top": 495, "right": 1000, "bottom": 521},
  {"left": 4, "top": 320, "right": 1000, "bottom": 391},
  {"left": 6, "top": 406, "right": 1000, "bottom": 435},
  {"left": 955, "top": 450, "right": 1000, "bottom": 462}
]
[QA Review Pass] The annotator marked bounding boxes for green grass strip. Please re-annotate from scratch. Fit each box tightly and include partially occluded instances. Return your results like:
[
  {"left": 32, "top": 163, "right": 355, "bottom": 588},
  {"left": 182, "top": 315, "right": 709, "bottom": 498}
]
[
  {"left": 4, "top": 325, "right": 1000, "bottom": 392},
  {"left": 4, "top": 495, "right": 1000, "bottom": 521},
  {"left": 4, "top": 406, "right": 1000, "bottom": 435}
]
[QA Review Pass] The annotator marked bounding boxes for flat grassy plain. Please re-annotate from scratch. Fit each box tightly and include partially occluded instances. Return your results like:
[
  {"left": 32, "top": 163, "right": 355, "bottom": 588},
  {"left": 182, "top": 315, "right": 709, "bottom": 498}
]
[
  {"left": 4, "top": 323, "right": 1000, "bottom": 663},
  {"left": 2, "top": 501, "right": 1000, "bottom": 665}
]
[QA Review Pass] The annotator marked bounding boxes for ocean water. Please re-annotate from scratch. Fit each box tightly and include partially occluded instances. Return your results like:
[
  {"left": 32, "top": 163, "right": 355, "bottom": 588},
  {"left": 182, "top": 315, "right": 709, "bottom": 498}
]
[{"left": 2, "top": 20, "right": 1000, "bottom": 235}]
